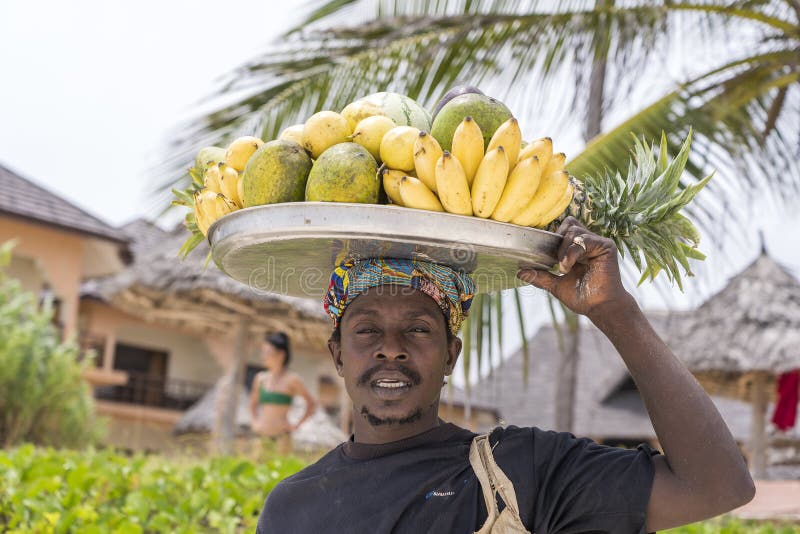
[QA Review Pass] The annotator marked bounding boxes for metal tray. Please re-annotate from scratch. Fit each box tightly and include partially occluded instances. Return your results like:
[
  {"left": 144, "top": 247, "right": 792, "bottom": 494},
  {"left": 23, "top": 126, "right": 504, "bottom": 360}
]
[{"left": 208, "top": 202, "right": 562, "bottom": 298}]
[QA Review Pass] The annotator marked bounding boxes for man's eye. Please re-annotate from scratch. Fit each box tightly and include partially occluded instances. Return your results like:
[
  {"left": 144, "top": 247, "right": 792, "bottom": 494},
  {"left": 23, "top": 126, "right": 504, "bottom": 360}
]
[
  {"left": 410, "top": 326, "right": 430, "bottom": 333},
  {"left": 356, "top": 328, "right": 378, "bottom": 334}
]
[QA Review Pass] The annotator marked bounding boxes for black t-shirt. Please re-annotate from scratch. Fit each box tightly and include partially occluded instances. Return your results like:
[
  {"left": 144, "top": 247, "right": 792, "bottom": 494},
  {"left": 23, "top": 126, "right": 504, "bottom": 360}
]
[{"left": 256, "top": 423, "right": 657, "bottom": 533}]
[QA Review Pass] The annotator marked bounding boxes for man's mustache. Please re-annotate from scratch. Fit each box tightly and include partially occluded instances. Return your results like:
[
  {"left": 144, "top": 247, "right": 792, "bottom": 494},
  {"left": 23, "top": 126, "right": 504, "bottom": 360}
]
[{"left": 356, "top": 364, "right": 422, "bottom": 386}]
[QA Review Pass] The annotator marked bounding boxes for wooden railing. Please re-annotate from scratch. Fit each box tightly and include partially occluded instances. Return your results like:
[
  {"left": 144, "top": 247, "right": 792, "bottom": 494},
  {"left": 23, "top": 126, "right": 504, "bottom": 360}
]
[{"left": 94, "top": 372, "right": 212, "bottom": 411}]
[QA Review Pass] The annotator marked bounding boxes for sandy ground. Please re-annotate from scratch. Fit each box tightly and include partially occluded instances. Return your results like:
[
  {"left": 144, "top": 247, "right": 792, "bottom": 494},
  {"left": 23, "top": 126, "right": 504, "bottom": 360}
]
[{"left": 731, "top": 480, "right": 800, "bottom": 521}]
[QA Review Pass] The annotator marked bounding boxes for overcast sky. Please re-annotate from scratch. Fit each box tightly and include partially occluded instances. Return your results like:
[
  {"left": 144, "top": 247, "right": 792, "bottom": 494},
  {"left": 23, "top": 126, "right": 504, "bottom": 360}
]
[
  {"left": 0, "top": 0, "right": 296, "bottom": 226},
  {"left": 2, "top": 0, "right": 799, "bottom": 345}
]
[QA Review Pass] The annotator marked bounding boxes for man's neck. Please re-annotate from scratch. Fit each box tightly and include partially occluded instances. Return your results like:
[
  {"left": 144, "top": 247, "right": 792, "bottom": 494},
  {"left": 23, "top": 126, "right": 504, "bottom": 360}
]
[{"left": 352, "top": 410, "right": 442, "bottom": 444}]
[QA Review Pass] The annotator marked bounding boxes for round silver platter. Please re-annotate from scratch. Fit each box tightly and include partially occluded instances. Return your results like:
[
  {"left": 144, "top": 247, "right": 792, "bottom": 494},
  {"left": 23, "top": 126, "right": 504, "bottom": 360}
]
[{"left": 208, "top": 202, "right": 562, "bottom": 298}]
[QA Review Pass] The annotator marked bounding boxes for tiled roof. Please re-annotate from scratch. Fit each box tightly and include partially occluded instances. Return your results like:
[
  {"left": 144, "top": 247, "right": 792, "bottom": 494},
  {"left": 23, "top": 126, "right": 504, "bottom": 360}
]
[{"left": 0, "top": 162, "right": 128, "bottom": 243}]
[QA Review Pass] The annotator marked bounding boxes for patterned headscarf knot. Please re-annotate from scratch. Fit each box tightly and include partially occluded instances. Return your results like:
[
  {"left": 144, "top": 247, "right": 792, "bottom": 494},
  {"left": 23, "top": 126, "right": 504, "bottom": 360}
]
[{"left": 323, "top": 258, "right": 475, "bottom": 335}]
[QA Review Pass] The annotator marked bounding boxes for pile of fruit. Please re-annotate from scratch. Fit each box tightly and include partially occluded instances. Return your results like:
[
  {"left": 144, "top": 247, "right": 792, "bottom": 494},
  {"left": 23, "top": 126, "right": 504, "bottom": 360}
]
[
  {"left": 174, "top": 85, "right": 710, "bottom": 287},
  {"left": 176, "top": 87, "right": 578, "bottom": 238}
]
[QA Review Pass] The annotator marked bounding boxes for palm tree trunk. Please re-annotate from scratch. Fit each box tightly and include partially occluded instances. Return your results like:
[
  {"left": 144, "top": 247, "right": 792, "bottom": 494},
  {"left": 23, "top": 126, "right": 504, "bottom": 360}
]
[
  {"left": 584, "top": 55, "right": 606, "bottom": 141},
  {"left": 554, "top": 310, "right": 580, "bottom": 431},
  {"left": 215, "top": 318, "right": 248, "bottom": 455},
  {"left": 554, "top": 0, "right": 611, "bottom": 434},
  {"left": 583, "top": 0, "right": 612, "bottom": 142}
]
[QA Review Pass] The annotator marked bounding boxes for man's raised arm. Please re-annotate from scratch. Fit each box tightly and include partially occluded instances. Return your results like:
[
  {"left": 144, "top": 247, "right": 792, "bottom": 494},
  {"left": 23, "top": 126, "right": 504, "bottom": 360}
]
[{"left": 518, "top": 218, "right": 755, "bottom": 532}]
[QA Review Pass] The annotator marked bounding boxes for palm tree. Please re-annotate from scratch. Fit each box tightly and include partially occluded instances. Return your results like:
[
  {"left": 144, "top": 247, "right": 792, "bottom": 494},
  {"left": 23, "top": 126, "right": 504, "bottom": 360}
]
[
  {"left": 159, "top": 0, "right": 799, "bottom": 427},
  {"left": 160, "top": 1, "right": 798, "bottom": 199}
]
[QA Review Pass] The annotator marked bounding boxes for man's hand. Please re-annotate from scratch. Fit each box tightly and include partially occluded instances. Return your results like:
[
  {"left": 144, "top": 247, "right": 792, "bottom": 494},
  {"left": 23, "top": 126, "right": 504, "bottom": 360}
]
[{"left": 517, "top": 217, "right": 631, "bottom": 318}]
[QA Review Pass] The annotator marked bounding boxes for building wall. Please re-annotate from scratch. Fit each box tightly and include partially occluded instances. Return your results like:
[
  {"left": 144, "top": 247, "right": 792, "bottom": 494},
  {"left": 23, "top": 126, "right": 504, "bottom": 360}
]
[
  {"left": 114, "top": 323, "right": 221, "bottom": 384},
  {"left": 7, "top": 255, "right": 45, "bottom": 295},
  {"left": 80, "top": 299, "right": 221, "bottom": 384},
  {"left": 1, "top": 215, "right": 83, "bottom": 339}
]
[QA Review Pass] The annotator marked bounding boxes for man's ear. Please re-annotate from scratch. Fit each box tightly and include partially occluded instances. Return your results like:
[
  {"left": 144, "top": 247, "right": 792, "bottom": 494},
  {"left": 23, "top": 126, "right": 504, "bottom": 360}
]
[
  {"left": 444, "top": 335, "right": 462, "bottom": 376},
  {"left": 328, "top": 337, "right": 344, "bottom": 377}
]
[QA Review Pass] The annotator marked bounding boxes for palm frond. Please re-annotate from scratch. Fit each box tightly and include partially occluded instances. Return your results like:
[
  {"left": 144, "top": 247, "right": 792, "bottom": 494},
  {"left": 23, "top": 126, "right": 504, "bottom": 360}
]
[{"left": 154, "top": 2, "right": 693, "bottom": 206}]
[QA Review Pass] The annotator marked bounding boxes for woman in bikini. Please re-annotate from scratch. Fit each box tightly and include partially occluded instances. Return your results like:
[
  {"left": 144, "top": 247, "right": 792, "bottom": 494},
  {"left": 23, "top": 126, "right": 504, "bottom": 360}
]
[{"left": 249, "top": 332, "right": 317, "bottom": 456}]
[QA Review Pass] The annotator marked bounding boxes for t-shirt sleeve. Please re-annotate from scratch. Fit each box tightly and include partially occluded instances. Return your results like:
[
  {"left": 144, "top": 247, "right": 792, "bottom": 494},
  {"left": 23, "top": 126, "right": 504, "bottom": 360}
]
[
  {"left": 528, "top": 427, "right": 658, "bottom": 534},
  {"left": 491, "top": 426, "right": 658, "bottom": 534}
]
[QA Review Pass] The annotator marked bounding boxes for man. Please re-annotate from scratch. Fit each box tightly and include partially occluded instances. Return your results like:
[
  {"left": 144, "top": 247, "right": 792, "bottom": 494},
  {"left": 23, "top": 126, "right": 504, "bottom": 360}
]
[{"left": 256, "top": 218, "right": 754, "bottom": 533}]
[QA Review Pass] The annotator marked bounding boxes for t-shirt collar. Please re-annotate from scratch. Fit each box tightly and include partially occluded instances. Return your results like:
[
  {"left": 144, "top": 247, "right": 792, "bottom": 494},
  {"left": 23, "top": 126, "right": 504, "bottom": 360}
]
[{"left": 342, "top": 420, "right": 465, "bottom": 460}]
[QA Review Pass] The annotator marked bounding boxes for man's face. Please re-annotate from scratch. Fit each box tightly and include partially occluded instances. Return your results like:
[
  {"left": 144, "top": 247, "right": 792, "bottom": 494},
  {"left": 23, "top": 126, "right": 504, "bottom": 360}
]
[{"left": 329, "top": 286, "right": 462, "bottom": 428}]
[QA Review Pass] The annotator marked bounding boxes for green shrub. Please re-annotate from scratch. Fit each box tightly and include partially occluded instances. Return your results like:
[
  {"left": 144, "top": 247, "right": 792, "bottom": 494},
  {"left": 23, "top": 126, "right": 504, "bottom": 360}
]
[
  {"left": 0, "top": 241, "right": 102, "bottom": 447},
  {"left": 0, "top": 445, "right": 305, "bottom": 533},
  {"left": 666, "top": 516, "right": 800, "bottom": 533}
]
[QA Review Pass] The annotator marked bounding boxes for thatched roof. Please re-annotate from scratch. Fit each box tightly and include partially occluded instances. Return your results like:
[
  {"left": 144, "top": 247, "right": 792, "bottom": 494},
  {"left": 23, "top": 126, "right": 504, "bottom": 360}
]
[
  {"left": 81, "top": 219, "right": 330, "bottom": 348},
  {"left": 174, "top": 378, "right": 346, "bottom": 451},
  {"left": 468, "top": 314, "right": 772, "bottom": 443},
  {"left": 174, "top": 380, "right": 252, "bottom": 436},
  {"left": 673, "top": 253, "right": 800, "bottom": 375},
  {"left": 441, "top": 384, "right": 501, "bottom": 418}
]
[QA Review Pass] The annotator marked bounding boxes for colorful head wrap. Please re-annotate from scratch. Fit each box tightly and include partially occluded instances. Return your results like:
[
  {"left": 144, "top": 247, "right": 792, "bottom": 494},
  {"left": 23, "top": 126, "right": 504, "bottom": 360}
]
[{"left": 323, "top": 258, "right": 476, "bottom": 335}]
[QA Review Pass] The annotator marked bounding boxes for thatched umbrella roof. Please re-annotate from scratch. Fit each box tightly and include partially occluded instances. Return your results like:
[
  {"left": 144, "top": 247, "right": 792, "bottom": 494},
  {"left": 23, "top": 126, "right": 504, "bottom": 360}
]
[
  {"left": 81, "top": 219, "right": 331, "bottom": 348},
  {"left": 174, "top": 379, "right": 253, "bottom": 436},
  {"left": 676, "top": 252, "right": 800, "bottom": 376}
]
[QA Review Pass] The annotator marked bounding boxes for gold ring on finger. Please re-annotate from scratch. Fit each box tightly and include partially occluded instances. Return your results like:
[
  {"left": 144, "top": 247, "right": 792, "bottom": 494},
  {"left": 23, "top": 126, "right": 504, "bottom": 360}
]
[{"left": 572, "top": 235, "right": 586, "bottom": 251}]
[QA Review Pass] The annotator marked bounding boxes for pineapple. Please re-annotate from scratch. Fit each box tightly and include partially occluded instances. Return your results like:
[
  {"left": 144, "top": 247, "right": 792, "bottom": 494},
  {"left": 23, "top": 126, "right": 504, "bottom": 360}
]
[{"left": 547, "top": 129, "right": 711, "bottom": 289}]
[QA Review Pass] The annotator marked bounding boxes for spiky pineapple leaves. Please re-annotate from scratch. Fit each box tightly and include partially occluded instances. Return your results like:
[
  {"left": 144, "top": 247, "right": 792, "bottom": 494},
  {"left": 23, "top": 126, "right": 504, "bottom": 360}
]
[{"left": 580, "top": 128, "right": 712, "bottom": 290}]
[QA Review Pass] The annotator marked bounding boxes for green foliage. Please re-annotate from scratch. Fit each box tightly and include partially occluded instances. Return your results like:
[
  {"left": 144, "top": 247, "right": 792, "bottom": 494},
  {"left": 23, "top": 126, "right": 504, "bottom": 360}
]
[
  {"left": 665, "top": 516, "right": 800, "bottom": 534},
  {"left": 0, "top": 445, "right": 305, "bottom": 533},
  {"left": 0, "top": 242, "right": 102, "bottom": 448}
]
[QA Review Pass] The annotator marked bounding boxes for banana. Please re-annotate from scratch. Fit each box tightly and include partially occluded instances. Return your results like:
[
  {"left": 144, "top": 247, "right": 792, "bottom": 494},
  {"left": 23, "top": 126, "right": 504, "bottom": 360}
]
[
  {"left": 413, "top": 131, "right": 443, "bottom": 192},
  {"left": 510, "top": 170, "right": 570, "bottom": 227},
  {"left": 212, "top": 193, "right": 239, "bottom": 220},
  {"left": 193, "top": 204, "right": 208, "bottom": 237},
  {"left": 451, "top": 116, "right": 484, "bottom": 186},
  {"left": 542, "top": 152, "right": 566, "bottom": 177},
  {"left": 203, "top": 164, "right": 222, "bottom": 194},
  {"left": 194, "top": 189, "right": 217, "bottom": 236},
  {"left": 435, "top": 151, "right": 472, "bottom": 215},
  {"left": 518, "top": 137, "right": 553, "bottom": 171},
  {"left": 490, "top": 156, "right": 542, "bottom": 222},
  {"left": 471, "top": 146, "right": 509, "bottom": 218},
  {"left": 398, "top": 176, "right": 444, "bottom": 212},
  {"left": 237, "top": 174, "right": 245, "bottom": 208},
  {"left": 380, "top": 167, "right": 406, "bottom": 206},
  {"left": 535, "top": 180, "right": 575, "bottom": 228},
  {"left": 487, "top": 117, "right": 522, "bottom": 168},
  {"left": 218, "top": 163, "right": 243, "bottom": 207}
]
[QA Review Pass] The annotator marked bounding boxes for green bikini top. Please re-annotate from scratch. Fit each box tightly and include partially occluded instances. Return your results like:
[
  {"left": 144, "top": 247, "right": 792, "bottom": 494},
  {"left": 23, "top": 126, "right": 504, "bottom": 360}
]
[{"left": 259, "top": 386, "right": 292, "bottom": 406}]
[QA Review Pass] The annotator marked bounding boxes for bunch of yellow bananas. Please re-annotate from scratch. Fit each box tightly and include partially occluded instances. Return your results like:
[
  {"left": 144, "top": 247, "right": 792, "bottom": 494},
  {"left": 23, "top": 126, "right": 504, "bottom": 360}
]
[
  {"left": 191, "top": 136, "right": 263, "bottom": 236},
  {"left": 382, "top": 117, "right": 575, "bottom": 229}
]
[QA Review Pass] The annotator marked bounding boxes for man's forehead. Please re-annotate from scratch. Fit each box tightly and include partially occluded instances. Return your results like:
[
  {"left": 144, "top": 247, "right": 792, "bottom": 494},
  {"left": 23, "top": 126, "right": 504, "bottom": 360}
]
[{"left": 343, "top": 286, "right": 442, "bottom": 318}]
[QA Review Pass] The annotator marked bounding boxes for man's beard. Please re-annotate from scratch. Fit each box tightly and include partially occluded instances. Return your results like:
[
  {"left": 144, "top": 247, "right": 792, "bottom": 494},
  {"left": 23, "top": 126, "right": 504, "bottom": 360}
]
[{"left": 360, "top": 405, "right": 424, "bottom": 426}]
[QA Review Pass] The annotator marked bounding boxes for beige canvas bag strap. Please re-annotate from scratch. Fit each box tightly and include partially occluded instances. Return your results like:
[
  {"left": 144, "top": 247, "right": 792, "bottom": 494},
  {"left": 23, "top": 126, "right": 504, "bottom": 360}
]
[{"left": 470, "top": 433, "right": 530, "bottom": 534}]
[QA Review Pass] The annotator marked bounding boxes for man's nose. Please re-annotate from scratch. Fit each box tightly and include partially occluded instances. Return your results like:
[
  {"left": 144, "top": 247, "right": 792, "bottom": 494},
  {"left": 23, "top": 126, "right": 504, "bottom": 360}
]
[{"left": 374, "top": 332, "right": 409, "bottom": 361}]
